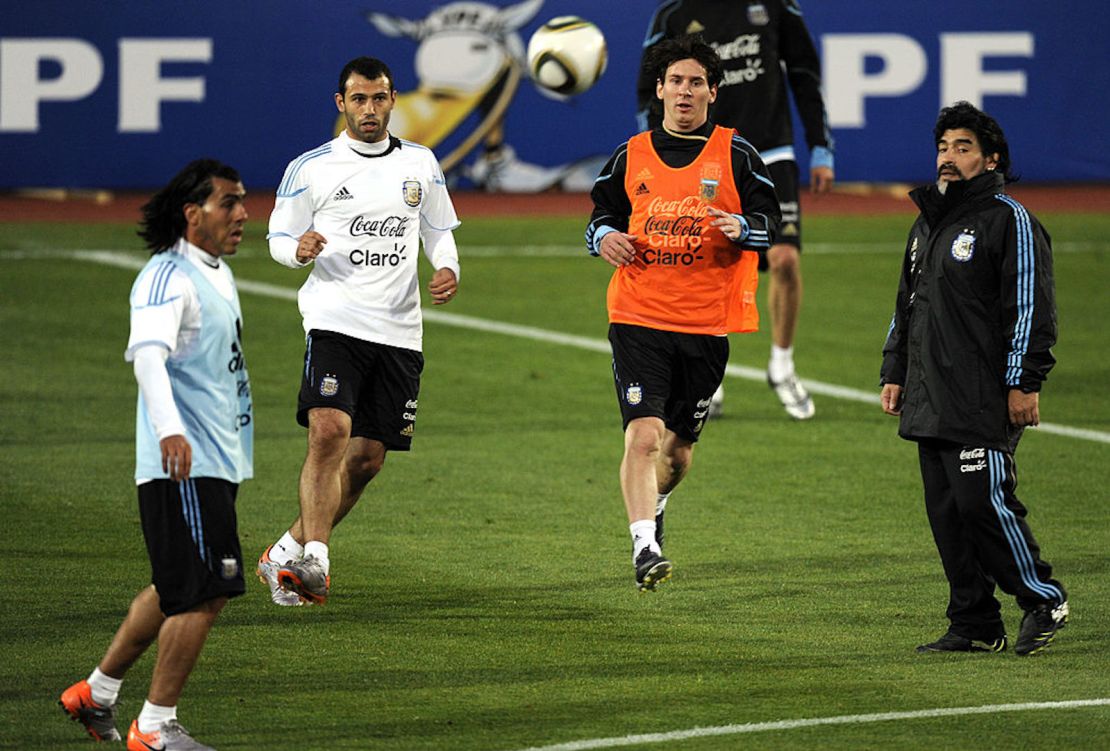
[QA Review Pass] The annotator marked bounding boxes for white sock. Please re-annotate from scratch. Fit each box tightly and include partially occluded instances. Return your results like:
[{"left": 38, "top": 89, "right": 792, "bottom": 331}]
[
  {"left": 137, "top": 701, "right": 176, "bottom": 734},
  {"left": 769, "top": 345, "right": 795, "bottom": 382},
  {"left": 304, "top": 540, "right": 330, "bottom": 574},
  {"left": 629, "top": 520, "right": 659, "bottom": 561},
  {"left": 655, "top": 493, "right": 671, "bottom": 516},
  {"left": 271, "top": 531, "right": 303, "bottom": 564},
  {"left": 87, "top": 667, "right": 121, "bottom": 706}
]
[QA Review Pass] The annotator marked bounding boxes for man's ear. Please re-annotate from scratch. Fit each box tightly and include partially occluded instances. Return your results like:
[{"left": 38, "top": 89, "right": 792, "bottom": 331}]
[{"left": 183, "top": 203, "right": 201, "bottom": 228}]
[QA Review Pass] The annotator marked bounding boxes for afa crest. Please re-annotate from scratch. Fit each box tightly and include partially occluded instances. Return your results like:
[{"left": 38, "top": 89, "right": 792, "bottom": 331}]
[
  {"left": 748, "top": 3, "right": 770, "bottom": 25},
  {"left": 402, "top": 180, "right": 423, "bottom": 207},
  {"left": 626, "top": 384, "right": 643, "bottom": 406},
  {"left": 951, "top": 230, "right": 976, "bottom": 262},
  {"left": 699, "top": 179, "right": 719, "bottom": 203},
  {"left": 320, "top": 375, "right": 339, "bottom": 397}
]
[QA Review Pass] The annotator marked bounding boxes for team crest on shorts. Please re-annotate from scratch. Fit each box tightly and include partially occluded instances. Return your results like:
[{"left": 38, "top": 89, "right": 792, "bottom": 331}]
[
  {"left": 748, "top": 3, "right": 770, "bottom": 25},
  {"left": 699, "top": 179, "right": 719, "bottom": 203},
  {"left": 320, "top": 375, "right": 339, "bottom": 397},
  {"left": 402, "top": 180, "right": 423, "bottom": 207},
  {"left": 951, "top": 230, "right": 976, "bottom": 262},
  {"left": 626, "top": 384, "right": 643, "bottom": 405},
  {"left": 221, "top": 557, "right": 239, "bottom": 579}
]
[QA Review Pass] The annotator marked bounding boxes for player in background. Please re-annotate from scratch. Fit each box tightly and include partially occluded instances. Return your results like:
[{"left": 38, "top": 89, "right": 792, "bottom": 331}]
[
  {"left": 638, "top": 0, "right": 834, "bottom": 420},
  {"left": 260, "top": 56, "right": 461, "bottom": 606},
  {"left": 59, "top": 159, "right": 252, "bottom": 750},
  {"left": 881, "top": 102, "right": 1068, "bottom": 656},
  {"left": 587, "top": 35, "right": 780, "bottom": 590}
]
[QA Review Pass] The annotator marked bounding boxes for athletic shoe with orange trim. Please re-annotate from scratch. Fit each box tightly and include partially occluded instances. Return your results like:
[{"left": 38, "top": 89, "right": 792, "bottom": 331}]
[
  {"left": 277, "top": 554, "right": 330, "bottom": 604},
  {"left": 257, "top": 544, "right": 305, "bottom": 607},
  {"left": 58, "top": 679, "right": 121, "bottom": 741},
  {"left": 127, "top": 718, "right": 214, "bottom": 750}
]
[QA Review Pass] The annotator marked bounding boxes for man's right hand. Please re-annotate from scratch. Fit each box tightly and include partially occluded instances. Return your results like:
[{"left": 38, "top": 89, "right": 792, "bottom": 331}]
[
  {"left": 160, "top": 434, "right": 192, "bottom": 481},
  {"left": 598, "top": 231, "right": 639, "bottom": 268},
  {"left": 296, "top": 230, "right": 328, "bottom": 263}
]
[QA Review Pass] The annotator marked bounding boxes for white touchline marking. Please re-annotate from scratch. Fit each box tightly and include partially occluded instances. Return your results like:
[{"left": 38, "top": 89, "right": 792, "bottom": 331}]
[
  {"left": 12, "top": 248, "right": 1110, "bottom": 445},
  {"left": 504, "top": 698, "right": 1110, "bottom": 751}
]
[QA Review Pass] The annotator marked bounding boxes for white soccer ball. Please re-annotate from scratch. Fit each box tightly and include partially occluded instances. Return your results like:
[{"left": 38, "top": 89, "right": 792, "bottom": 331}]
[{"left": 526, "top": 16, "right": 608, "bottom": 96}]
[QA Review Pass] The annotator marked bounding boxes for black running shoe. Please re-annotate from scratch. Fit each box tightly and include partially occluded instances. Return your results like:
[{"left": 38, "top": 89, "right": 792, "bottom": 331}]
[
  {"left": 915, "top": 631, "right": 1007, "bottom": 653},
  {"left": 634, "top": 548, "right": 672, "bottom": 592},
  {"left": 1015, "top": 601, "right": 1069, "bottom": 656}
]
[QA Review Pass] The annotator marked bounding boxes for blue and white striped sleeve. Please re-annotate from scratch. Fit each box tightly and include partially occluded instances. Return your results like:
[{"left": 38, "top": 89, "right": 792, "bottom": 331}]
[
  {"left": 268, "top": 146, "right": 328, "bottom": 268},
  {"left": 996, "top": 195, "right": 1057, "bottom": 390},
  {"left": 125, "top": 260, "right": 194, "bottom": 361},
  {"left": 730, "top": 133, "right": 781, "bottom": 251}
]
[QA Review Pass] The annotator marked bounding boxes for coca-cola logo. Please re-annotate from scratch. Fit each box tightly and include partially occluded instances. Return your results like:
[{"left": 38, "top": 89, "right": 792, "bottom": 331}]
[
  {"left": 350, "top": 215, "right": 410, "bottom": 237},
  {"left": 643, "top": 214, "right": 705, "bottom": 237}
]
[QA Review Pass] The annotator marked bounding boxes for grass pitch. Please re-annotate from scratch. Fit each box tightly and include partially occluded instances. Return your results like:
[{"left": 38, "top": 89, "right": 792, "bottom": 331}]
[{"left": 1, "top": 211, "right": 1108, "bottom": 749}]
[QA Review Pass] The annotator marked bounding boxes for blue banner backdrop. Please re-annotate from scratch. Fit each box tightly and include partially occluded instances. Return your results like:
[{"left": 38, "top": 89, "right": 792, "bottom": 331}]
[{"left": 1, "top": 1, "right": 1107, "bottom": 190}]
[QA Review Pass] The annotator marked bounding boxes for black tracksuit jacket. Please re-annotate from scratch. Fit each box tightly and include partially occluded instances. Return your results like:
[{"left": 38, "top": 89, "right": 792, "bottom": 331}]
[
  {"left": 880, "top": 172, "right": 1057, "bottom": 451},
  {"left": 636, "top": 0, "right": 833, "bottom": 156}
]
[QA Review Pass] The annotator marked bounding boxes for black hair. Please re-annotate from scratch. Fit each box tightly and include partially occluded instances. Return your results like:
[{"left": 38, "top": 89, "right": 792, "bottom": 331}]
[
  {"left": 934, "top": 101, "right": 1015, "bottom": 182},
  {"left": 137, "top": 159, "right": 241, "bottom": 254},
  {"left": 644, "top": 34, "right": 723, "bottom": 90},
  {"left": 338, "top": 56, "right": 395, "bottom": 96}
]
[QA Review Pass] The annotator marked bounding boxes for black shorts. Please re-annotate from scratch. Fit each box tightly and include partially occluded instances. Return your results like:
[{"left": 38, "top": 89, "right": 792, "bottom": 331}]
[
  {"left": 297, "top": 329, "right": 424, "bottom": 451},
  {"left": 608, "top": 323, "right": 728, "bottom": 443},
  {"left": 760, "top": 159, "right": 802, "bottom": 271},
  {"left": 138, "top": 478, "right": 244, "bottom": 616}
]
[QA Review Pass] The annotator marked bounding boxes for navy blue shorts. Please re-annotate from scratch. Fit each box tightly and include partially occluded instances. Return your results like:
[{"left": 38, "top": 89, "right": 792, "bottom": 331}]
[
  {"left": 297, "top": 329, "right": 424, "bottom": 450},
  {"left": 138, "top": 478, "right": 244, "bottom": 616},
  {"left": 759, "top": 160, "right": 801, "bottom": 271},
  {"left": 608, "top": 323, "right": 728, "bottom": 443}
]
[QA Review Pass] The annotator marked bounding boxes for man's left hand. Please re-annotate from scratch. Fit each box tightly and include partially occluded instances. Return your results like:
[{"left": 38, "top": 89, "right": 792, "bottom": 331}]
[
  {"left": 810, "top": 165, "right": 834, "bottom": 194},
  {"left": 1008, "top": 389, "right": 1040, "bottom": 427},
  {"left": 429, "top": 268, "right": 458, "bottom": 305}
]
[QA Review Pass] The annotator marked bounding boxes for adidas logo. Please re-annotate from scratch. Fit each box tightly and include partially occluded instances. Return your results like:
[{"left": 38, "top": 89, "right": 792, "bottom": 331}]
[
  {"left": 333, "top": 186, "right": 354, "bottom": 201},
  {"left": 634, "top": 182, "right": 650, "bottom": 196},
  {"left": 634, "top": 168, "right": 654, "bottom": 181}
]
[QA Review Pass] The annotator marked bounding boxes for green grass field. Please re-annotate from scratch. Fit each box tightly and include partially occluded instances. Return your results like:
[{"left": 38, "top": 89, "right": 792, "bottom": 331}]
[{"left": 1, "top": 210, "right": 1108, "bottom": 749}]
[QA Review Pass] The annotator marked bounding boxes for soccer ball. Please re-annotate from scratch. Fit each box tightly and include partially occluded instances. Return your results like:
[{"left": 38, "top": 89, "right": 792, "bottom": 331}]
[{"left": 526, "top": 16, "right": 608, "bottom": 96}]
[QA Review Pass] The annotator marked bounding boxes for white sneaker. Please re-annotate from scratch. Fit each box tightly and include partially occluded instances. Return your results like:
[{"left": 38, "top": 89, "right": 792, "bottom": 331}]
[
  {"left": 128, "top": 719, "right": 214, "bottom": 751},
  {"left": 257, "top": 545, "right": 304, "bottom": 607},
  {"left": 768, "top": 372, "right": 815, "bottom": 420}
]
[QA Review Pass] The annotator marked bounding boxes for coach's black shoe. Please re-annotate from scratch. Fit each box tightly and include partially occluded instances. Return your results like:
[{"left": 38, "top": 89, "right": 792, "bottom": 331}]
[
  {"left": 654, "top": 510, "right": 665, "bottom": 551},
  {"left": 634, "top": 548, "right": 672, "bottom": 592},
  {"left": 915, "top": 631, "right": 1007, "bottom": 654},
  {"left": 1015, "top": 601, "right": 1069, "bottom": 656}
]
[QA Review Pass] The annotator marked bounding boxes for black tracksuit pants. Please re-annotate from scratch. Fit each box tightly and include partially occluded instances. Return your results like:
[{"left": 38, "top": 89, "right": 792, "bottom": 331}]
[{"left": 917, "top": 438, "right": 1066, "bottom": 639}]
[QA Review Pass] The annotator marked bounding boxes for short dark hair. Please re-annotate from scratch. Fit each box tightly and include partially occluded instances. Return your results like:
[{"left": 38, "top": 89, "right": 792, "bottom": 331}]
[
  {"left": 934, "top": 101, "right": 1015, "bottom": 182},
  {"left": 338, "top": 56, "right": 395, "bottom": 96},
  {"left": 138, "top": 159, "right": 241, "bottom": 254},
  {"left": 644, "top": 34, "right": 723, "bottom": 90}
]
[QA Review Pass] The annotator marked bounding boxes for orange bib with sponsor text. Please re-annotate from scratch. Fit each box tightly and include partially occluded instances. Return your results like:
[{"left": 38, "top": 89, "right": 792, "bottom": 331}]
[{"left": 607, "top": 125, "right": 759, "bottom": 334}]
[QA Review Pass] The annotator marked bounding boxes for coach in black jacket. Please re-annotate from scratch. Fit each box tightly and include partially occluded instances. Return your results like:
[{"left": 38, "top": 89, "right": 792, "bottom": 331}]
[{"left": 880, "top": 102, "right": 1068, "bottom": 657}]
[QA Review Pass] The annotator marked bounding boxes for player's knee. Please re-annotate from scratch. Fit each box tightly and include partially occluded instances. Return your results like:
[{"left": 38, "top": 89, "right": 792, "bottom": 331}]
[
  {"left": 625, "top": 419, "right": 664, "bottom": 458},
  {"left": 348, "top": 447, "right": 386, "bottom": 482},
  {"left": 769, "top": 245, "right": 801, "bottom": 279},
  {"left": 306, "top": 410, "right": 351, "bottom": 453}
]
